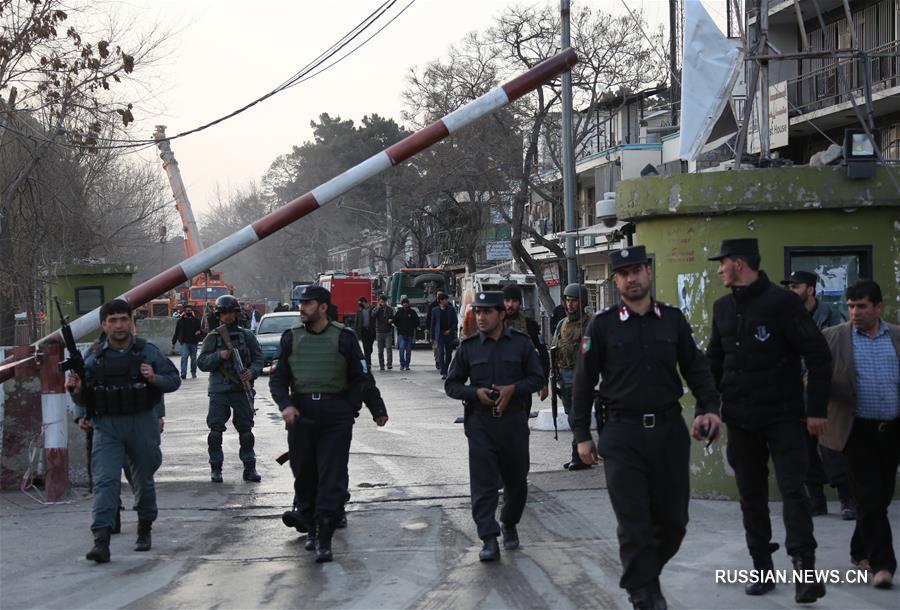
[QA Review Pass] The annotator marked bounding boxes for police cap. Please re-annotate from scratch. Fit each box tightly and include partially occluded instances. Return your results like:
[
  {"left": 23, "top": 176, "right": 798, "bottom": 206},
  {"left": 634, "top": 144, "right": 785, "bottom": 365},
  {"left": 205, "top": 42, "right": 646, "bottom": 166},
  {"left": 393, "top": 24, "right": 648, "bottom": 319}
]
[
  {"left": 299, "top": 285, "right": 331, "bottom": 304},
  {"left": 780, "top": 270, "right": 818, "bottom": 287},
  {"left": 472, "top": 291, "right": 505, "bottom": 310},
  {"left": 708, "top": 238, "right": 759, "bottom": 261},
  {"left": 610, "top": 245, "right": 650, "bottom": 274}
]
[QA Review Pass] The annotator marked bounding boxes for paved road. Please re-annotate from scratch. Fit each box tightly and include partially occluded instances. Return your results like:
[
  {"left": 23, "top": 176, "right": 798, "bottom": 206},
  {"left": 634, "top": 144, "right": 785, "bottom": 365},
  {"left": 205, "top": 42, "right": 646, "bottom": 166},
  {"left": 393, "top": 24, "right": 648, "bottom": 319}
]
[{"left": 1, "top": 349, "right": 897, "bottom": 609}]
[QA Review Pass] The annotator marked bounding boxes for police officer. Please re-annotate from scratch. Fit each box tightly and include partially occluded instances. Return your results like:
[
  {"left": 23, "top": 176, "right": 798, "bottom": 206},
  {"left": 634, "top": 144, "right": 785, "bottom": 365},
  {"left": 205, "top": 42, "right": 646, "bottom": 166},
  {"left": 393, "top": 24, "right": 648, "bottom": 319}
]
[
  {"left": 551, "top": 283, "right": 592, "bottom": 471},
  {"left": 445, "top": 291, "right": 545, "bottom": 562},
  {"left": 197, "top": 295, "right": 264, "bottom": 483},
  {"left": 707, "top": 238, "right": 832, "bottom": 603},
  {"left": 269, "top": 286, "right": 387, "bottom": 563},
  {"left": 502, "top": 284, "right": 550, "bottom": 399},
  {"left": 66, "top": 299, "right": 181, "bottom": 563},
  {"left": 781, "top": 270, "right": 855, "bottom": 519},
  {"left": 572, "top": 246, "right": 720, "bottom": 610}
]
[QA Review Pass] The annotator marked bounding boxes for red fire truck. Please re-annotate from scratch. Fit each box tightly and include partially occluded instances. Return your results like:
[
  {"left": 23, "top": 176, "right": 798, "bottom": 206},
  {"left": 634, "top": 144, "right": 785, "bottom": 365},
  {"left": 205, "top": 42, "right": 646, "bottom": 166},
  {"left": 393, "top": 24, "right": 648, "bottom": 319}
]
[{"left": 316, "top": 272, "right": 376, "bottom": 326}]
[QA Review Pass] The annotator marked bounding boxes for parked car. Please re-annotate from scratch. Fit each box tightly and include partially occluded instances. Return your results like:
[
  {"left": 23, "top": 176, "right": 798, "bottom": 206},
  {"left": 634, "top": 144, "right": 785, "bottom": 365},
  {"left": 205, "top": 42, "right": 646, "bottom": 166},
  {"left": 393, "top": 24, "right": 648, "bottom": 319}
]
[{"left": 255, "top": 311, "right": 302, "bottom": 369}]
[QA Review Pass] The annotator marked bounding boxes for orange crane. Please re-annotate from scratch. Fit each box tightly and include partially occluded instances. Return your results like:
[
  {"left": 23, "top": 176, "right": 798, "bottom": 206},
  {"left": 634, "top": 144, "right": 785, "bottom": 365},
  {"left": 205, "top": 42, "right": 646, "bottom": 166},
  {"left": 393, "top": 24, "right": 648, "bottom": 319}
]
[{"left": 153, "top": 126, "right": 233, "bottom": 311}]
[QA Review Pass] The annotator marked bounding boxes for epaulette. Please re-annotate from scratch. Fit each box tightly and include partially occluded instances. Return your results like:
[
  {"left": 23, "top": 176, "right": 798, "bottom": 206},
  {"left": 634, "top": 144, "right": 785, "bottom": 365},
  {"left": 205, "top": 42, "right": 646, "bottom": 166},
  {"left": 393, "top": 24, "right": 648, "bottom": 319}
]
[
  {"left": 509, "top": 326, "right": 530, "bottom": 337},
  {"left": 461, "top": 333, "right": 479, "bottom": 343},
  {"left": 330, "top": 321, "right": 347, "bottom": 331},
  {"left": 596, "top": 305, "right": 616, "bottom": 316}
]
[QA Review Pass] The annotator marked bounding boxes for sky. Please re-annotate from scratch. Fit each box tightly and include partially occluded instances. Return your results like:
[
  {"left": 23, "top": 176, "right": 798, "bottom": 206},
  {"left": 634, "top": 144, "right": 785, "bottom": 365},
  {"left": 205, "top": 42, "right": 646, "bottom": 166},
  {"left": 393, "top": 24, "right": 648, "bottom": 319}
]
[{"left": 103, "top": 0, "right": 728, "bottom": 224}]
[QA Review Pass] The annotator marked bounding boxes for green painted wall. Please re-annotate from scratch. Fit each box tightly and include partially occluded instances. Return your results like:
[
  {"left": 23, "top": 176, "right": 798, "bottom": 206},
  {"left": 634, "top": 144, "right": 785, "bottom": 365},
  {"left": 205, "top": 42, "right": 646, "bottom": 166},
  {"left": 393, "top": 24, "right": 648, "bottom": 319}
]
[
  {"left": 47, "top": 263, "right": 135, "bottom": 343},
  {"left": 616, "top": 167, "right": 900, "bottom": 498}
]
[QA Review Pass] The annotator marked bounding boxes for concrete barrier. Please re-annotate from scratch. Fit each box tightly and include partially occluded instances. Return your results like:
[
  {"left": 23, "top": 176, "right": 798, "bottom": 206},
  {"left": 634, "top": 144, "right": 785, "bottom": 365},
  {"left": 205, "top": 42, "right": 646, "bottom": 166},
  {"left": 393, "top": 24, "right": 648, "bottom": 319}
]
[{"left": 136, "top": 318, "right": 179, "bottom": 356}]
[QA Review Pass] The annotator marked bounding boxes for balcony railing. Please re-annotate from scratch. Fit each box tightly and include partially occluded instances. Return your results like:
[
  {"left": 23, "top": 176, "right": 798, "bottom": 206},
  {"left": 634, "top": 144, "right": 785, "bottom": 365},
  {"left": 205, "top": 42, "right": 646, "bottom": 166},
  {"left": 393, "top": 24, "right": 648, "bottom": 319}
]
[{"left": 787, "top": 40, "right": 899, "bottom": 116}]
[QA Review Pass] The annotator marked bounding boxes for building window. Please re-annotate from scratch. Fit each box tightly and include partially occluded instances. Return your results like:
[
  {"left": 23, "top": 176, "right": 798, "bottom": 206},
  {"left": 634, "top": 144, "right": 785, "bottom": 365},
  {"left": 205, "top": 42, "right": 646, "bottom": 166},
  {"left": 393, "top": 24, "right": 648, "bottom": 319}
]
[
  {"left": 75, "top": 286, "right": 104, "bottom": 315},
  {"left": 784, "top": 245, "right": 873, "bottom": 318}
]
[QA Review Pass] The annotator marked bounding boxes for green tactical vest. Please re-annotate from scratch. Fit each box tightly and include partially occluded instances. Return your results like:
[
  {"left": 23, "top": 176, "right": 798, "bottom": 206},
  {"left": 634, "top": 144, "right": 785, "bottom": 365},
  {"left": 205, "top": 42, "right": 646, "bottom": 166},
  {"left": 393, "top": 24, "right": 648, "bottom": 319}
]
[{"left": 288, "top": 321, "right": 348, "bottom": 394}]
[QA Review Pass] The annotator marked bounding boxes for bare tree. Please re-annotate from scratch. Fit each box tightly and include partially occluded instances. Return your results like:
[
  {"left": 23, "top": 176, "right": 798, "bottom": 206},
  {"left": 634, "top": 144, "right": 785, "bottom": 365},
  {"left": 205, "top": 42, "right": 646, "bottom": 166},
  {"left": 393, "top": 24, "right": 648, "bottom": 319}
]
[{"left": 403, "top": 3, "right": 665, "bottom": 310}]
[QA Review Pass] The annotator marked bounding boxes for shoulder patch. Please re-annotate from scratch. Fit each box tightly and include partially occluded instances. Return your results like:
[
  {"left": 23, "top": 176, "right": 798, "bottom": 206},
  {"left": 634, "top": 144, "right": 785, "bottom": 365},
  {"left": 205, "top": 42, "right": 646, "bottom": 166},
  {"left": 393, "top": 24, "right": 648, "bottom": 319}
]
[{"left": 580, "top": 336, "right": 592, "bottom": 354}]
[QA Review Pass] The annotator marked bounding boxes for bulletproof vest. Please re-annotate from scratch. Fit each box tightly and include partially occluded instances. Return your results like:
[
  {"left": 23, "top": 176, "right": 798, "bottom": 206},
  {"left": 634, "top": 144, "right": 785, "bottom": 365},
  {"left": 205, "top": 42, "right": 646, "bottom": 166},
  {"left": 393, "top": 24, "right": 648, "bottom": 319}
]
[
  {"left": 216, "top": 326, "right": 252, "bottom": 385},
  {"left": 289, "top": 322, "right": 348, "bottom": 394},
  {"left": 555, "top": 314, "right": 589, "bottom": 369},
  {"left": 506, "top": 312, "right": 527, "bottom": 334},
  {"left": 86, "top": 338, "right": 161, "bottom": 417}
]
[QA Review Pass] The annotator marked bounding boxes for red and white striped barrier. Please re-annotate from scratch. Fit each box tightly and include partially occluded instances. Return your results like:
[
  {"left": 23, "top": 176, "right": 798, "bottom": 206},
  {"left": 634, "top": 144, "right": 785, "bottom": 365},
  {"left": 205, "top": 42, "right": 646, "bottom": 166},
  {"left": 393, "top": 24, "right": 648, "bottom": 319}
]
[
  {"left": 3, "top": 48, "right": 578, "bottom": 365},
  {"left": 39, "top": 342, "right": 68, "bottom": 501}
]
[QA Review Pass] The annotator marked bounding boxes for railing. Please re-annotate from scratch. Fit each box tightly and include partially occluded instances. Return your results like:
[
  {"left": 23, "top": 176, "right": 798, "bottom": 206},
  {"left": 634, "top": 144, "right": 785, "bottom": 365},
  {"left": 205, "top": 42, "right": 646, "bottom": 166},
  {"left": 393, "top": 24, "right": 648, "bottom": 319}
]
[{"left": 787, "top": 40, "right": 899, "bottom": 116}]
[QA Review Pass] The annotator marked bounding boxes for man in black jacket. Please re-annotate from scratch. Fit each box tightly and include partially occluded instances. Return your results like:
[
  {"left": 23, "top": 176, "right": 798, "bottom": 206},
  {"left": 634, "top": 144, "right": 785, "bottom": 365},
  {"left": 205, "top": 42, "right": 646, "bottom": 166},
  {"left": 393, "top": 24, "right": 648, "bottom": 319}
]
[
  {"left": 171, "top": 307, "right": 203, "bottom": 379},
  {"left": 707, "top": 238, "right": 832, "bottom": 604},
  {"left": 393, "top": 296, "right": 420, "bottom": 371},
  {"left": 353, "top": 297, "right": 375, "bottom": 369}
]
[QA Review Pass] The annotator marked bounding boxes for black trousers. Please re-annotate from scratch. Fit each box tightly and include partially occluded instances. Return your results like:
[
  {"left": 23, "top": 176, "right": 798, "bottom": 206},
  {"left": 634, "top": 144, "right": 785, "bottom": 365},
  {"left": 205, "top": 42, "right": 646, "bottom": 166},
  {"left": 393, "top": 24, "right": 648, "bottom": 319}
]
[
  {"left": 465, "top": 410, "right": 530, "bottom": 540},
  {"left": 726, "top": 420, "right": 817, "bottom": 558},
  {"left": 597, "top": 415, "right": 690, "bottom": 592},
  {"left": 287, "top": 397, "right": 355, "bottom": 520},
  {"left": 360, "top": 332, "right": 375, "bottom": 369},
  {"left": 804, "top": 428, "right": 852, "bottom": 495},
  {"left": 844, "top": 418, "right": 900, "bottom": 574}
]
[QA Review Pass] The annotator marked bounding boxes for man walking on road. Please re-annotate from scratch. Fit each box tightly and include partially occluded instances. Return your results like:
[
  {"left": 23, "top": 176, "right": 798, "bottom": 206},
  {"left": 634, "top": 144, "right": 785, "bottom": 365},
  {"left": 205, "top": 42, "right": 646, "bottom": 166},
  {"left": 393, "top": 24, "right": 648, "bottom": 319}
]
[
  {"left": 394, "top": 296, "right": 419, "bottom": 370},
  {"left": 353, "top": 297, "right": 376, "bottom": 370},
  {"left": 572, "top": 246, "right": 721, "bottom": 610},
  {"left": 269, "top": 286, "right": 387, "bottom": 562},
  {"left": 820, "top": 279, "right": 900, "bottom": 590},
  {"left": 551, "top": 282, "right": 593, "bottom": 471},
  {"left": 781, "top": 270, "right": 855, "bottom": 520},
  {"left": 172, "top": 307, "right": 203, "bottom": 380},
  {"left": 372, "top": 294, "right": 395, "bottom": 371},
  {"left": 502, "top": 284, "right": 549, "bottom": 401},
  {"left": 67, "top": 299, "right": 180, "bottom": 563},
  {"left": 707, "top": 238, "right": 832, "bottom": 603},
  {"left": 198, "top": 295, "right": 264, "bottom": 484},
  {"left": 445, "top": 291, "right": 544, "bottom": 562},
  {"left": 431, "top": 292, "right": 458, "bottom": 379}
]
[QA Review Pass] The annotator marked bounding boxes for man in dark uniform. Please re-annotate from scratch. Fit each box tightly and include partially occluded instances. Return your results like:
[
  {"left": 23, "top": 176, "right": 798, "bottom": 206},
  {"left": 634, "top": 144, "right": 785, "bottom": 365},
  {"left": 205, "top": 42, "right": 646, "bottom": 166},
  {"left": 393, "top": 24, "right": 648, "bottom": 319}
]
[
  {"left": 445, "top": 291, "right": 545, "bottom": 562},
  {"left": 198, "top": 295, "right": 264, "bottom": 483},
  {"left": 269, "top": 286, "right": 388, "bottom": 563},
  {"left": 552, "top": 282, "right": 593, "bottom": 471},
  {"left": 502, "top": 284, "right": 550, "bottom": 401},
  {"left": 781, "top": 270, "right": 855, "bottom": 519},
  {"left": 572, "top": 246, "right": 721, "bottom": 610},
  {"left": 353, "top": 296, "right": 376, "bottom": 369},
  {"left": 66, "top": 299, "right": 181, "bottom": 563},
  {"left": 707, "top": 238, "right": 832, "bottom": 603}
]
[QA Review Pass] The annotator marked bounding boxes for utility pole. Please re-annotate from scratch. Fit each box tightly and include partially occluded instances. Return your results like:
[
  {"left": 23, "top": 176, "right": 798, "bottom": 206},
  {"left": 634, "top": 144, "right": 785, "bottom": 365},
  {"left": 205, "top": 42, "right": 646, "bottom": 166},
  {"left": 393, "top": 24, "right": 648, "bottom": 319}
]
[
  {"left": 560, "top": 0, "right": 578, "bottom": 285},
  {"left": 759, "top": 0, "right": 770, "bottom": 158}
]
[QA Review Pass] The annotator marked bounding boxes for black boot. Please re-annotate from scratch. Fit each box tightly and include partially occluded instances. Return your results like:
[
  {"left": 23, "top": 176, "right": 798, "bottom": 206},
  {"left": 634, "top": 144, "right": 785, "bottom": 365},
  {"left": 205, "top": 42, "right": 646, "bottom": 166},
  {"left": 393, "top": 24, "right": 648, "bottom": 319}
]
[
  {"left": 281, "top": 510, "right": 310, "bottom": 533},
  {"left": 479, "top": 536, "right": 500, "bottom": 562},
  {"left": 242, "top": 463, "right": 261, "bottom": 482},
  {"left": 793, "top": 555, "right": 826, "bottom": 603},
  {"left": 745, "top": 548, "right": 777, "bottom": 596},
  {"left": 111, "top": 503, "right": 123, "bottom": 535},
  {"left": 500, "top": 524, "right": 519, "bottom": 550},
  {"left": 210, "top": 463, "right": 223, "bottom": 483},
  {"left": 315, "top": 516, "right": 336, "bottom": 563},
  {"left": 134, "top": 520, "right": 152, "bottom": 552},
  {"left": 304, "top": 523, "right": 318, "bottom": 552},
  {"left": 627, "top": 586, "right": 655, "bottom": 610},
  {"left": 86, "top": 527, "right": 111, "bottom": 563}
]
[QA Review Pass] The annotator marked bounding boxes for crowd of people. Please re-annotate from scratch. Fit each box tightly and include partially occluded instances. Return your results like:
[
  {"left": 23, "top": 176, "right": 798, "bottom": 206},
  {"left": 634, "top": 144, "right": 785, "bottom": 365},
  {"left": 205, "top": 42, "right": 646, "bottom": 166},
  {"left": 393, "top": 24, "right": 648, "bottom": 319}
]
[{"left": 61, "top": 236, "right": 897, "bottom": 610}]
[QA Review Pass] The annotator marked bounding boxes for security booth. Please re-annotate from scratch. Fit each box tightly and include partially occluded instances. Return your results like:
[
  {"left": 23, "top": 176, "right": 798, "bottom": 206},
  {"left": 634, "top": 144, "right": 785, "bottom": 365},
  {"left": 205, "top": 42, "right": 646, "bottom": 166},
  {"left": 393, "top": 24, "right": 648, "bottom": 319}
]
[{"left": 617, "top": 165, "right": 899, "bottom": 498}]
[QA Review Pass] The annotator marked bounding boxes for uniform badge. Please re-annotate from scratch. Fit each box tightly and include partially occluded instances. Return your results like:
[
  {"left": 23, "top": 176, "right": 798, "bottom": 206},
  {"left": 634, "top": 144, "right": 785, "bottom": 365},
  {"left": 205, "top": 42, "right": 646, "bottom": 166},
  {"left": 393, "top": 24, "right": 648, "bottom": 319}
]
[
  {"left": 581, "top": 337, "right": 591, "bottom": 354},
  {"left": 753, "top": 326, "right": 770, "bottom": 342},
  {"left": 618, "top": 306, "right": 630, "bottom": 323}
]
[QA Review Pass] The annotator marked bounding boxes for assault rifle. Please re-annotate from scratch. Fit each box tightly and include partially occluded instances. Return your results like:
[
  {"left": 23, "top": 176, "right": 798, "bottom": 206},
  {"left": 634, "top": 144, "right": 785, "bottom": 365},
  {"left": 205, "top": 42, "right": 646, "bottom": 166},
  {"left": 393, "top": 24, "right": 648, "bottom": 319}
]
[
  {"left": 54, "top": 297, "right": 92, "bottom": 488},
  {"left": 215, "top": 324, "right": 255, "bottom": 406},
  {"left": 548, "top": 345, "right": 560, "bottom": 440}
]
